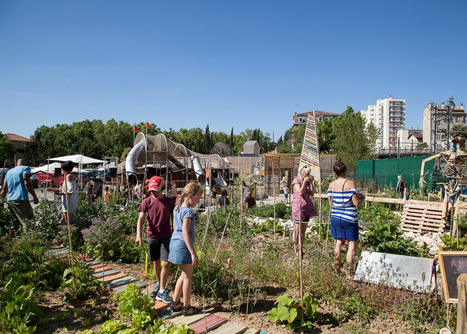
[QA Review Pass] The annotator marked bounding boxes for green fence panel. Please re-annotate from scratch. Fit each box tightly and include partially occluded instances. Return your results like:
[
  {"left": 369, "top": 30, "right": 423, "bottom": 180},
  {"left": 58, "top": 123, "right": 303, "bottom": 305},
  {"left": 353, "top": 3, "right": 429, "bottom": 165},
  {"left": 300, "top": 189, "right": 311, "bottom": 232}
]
[{"left": 356, "top": 156, "right": 440, "bottom": 191}]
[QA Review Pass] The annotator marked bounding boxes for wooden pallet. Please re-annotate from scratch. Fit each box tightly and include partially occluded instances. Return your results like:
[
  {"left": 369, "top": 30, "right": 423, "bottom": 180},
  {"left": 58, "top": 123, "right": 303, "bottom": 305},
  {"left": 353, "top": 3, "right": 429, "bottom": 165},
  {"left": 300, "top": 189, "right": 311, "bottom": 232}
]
[{"left": 400, "top": 203, "right": 445, "bottom": 234}]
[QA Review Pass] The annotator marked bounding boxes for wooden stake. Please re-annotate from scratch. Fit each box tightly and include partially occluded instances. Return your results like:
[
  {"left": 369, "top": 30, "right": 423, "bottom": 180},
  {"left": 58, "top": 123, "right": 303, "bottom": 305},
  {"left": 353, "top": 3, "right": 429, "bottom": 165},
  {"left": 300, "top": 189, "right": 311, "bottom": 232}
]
[{"left": 457, "top": 273, "right": 467, "bottom": 332}]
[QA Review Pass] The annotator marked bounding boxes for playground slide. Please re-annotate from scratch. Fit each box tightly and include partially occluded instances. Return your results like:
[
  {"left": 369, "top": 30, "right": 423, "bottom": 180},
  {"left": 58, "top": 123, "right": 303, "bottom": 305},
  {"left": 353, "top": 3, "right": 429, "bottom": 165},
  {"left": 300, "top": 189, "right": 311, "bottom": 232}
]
[{"left": 125, "top": 139, "right": 145, "bottom": 185}]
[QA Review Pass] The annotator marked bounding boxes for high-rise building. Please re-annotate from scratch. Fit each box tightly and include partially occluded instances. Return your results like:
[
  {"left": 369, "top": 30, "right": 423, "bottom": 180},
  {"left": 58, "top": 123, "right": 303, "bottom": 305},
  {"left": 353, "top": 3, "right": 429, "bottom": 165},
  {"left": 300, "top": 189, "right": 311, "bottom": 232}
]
[
  {"left": 422, "top": 100, "right": 466, "bottom": 152},
  {"left": 360, "top": 96, "right": 406, "bottom": 152}
]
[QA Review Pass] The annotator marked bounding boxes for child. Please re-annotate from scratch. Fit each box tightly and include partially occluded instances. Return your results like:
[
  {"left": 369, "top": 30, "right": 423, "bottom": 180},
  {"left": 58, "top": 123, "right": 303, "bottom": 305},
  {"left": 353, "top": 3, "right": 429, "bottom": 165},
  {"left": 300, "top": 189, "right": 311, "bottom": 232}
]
[
  {"left": 284, "top": 185, "right": 289, "bottom": 203},
  {"left": 103, "top": 186, "right": 110, "bottom": 203},
  {"left": 135, "top": 176, "right": 175, "bottom": 303},
  {"left": 169, "top": 182, "right": 204, "bottom": 315}
]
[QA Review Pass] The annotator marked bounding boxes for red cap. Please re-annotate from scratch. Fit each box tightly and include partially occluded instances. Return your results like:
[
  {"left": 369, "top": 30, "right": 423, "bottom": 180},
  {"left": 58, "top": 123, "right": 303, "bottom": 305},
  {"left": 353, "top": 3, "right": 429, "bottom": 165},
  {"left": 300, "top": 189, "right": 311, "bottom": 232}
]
[{"left": 148, "top": 176, "right": 164, "bottom": 191}]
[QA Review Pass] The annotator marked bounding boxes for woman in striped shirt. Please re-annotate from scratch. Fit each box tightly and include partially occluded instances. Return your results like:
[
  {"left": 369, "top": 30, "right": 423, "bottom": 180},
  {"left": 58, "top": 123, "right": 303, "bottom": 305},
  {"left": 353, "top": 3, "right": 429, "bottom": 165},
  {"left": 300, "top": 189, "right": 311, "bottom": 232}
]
[{"left": 327, "top": 157, "right": 364, "bottom": 275}]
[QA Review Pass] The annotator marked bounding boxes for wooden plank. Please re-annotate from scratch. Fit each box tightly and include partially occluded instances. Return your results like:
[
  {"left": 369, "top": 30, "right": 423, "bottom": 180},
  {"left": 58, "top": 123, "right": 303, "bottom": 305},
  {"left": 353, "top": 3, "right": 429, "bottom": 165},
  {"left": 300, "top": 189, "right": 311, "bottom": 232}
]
[
  {"left": 95, "top": 272, "right": 126, "bottom": 282},
  {"left": 170, "top": 311, "right": 208, "bottom": 326},
  {"left": 401, "top": 219, "right": 445, "bottom": 227},
  {"left": 90, "top": 266, "right": 113, "bottom": 274},
  {"left": 153, "top": 300, "right": 170, "bottom": 311},
  {"left": 105, "top": 276, "right": 138, "bottom": 288},
  {"left": 91, "top": 269, "right": 119, "bottom": 278},
  {"left": 401, "top": 226, "right": 443, "bottom": 233},
  {"left": 189, "top": 314, "right": 228, "bottom": 334},
  {"left": 209, "top": 322, "right": 248, "bottom": 334},
  {"left": 243, "top": 329, "right": 260, "bottom": 334}
]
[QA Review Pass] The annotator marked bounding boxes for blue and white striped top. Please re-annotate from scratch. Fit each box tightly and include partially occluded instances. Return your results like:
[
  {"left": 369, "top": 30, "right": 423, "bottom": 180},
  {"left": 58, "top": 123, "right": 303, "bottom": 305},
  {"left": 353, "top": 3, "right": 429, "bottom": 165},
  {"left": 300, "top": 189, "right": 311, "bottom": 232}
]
[{"left": 327, "top": 187, "right": 359, "bottom": 223}]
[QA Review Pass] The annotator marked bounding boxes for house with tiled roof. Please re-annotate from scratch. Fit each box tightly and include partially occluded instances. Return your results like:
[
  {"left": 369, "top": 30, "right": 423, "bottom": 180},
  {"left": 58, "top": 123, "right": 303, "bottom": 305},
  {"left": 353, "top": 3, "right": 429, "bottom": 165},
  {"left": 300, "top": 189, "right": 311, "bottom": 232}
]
[{"left": 3, "top": 133, "right": 33, "bottom": 166}]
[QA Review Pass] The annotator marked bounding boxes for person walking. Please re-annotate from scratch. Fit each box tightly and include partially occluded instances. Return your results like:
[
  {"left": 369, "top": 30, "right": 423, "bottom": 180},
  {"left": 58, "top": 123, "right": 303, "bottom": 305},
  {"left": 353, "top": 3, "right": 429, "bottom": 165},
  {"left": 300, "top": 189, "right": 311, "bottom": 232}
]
[
  {"left": 169, "top": 182, "right": 203, "bottom": 315},
  {"left": 327, "top": 157, "right": 364, "bottom": 276},
  {"left": 291, "top": 165, "right": 318, "bottom": 258},
  {"left": 396, "top": 175, "right": 405, "bottom": 199},
  {"left": 135, "top": 176, "right": 175, "bottom": 303},
  {"left": 284, "top": 185, "right": 289, "bottom": 203},
  {"left": 55, "top": 160, "right": 78, "bottom": 224},
  {"left": 1, "top": 158, "right": 38, "bottom": 233}
]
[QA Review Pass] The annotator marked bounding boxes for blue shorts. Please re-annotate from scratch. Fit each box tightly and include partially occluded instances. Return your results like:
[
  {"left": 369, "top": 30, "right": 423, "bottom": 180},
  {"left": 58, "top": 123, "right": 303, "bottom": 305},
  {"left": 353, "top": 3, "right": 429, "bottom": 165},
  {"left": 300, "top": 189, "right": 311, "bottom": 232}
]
[
  {"left": 147, "top": 236, "right": 170, "bottom": 262},
  {"left": 330, "top": 216, "right": 359, "bottom": 241},
  {"left": 168, "top": 239, "right": 192, "bottom": 265}
]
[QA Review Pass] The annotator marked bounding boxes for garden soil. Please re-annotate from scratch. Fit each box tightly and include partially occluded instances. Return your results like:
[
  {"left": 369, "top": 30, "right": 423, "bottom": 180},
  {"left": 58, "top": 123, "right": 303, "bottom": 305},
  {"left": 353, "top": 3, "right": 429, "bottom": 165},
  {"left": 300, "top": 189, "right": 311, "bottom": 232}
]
[{"left": 37, "top": 260, "right": 419, "bottom": 334}]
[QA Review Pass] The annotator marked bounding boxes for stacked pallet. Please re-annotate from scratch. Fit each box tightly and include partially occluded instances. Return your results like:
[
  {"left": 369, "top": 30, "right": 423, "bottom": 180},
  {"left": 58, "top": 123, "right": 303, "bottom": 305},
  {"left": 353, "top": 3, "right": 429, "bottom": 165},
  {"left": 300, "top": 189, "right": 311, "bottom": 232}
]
[{"left": 400, "top": 203, "right": 445, "bottom": 234}]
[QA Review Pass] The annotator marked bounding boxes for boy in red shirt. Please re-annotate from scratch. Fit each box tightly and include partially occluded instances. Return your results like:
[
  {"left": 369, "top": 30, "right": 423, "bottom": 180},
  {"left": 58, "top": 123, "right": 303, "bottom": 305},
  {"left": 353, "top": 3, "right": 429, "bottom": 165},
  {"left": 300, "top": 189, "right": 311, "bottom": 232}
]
[{"left": 135, "top": 176, "right": 175, "bottom": 303}]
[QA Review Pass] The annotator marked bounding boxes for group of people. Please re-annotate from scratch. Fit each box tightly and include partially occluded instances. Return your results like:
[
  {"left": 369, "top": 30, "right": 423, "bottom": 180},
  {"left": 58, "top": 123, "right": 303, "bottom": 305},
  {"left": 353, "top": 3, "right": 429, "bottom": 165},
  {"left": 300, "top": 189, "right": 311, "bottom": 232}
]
[
  {"left": 135, "top": 176, "right": 203, "bottom": 316},
  {"left": 292, "top": 158, "right": 364, "bottom": 276},
  {"left": 1, "top": 159, "right": 80, "bottom": 232}
]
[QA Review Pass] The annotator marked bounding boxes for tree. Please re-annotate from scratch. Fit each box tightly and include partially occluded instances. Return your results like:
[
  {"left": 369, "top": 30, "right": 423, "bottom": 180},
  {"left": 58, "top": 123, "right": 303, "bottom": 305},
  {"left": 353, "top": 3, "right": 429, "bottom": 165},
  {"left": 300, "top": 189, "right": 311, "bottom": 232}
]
[
  {"left": 317, "top": 117, "right": 335, "bottom": 153},
  {"left": 230, "top": 127, "right": 234, "bottom": 155},
  {"left": 211, "top": 142, "right": 231, "bottom": 156},
  {"left": 278, "top": 124, "right": 305, "bottom": 154},
  {"left": 331, "top": 106, "right": 376, "bottom": 172},
  {"left": 0, "top": 133, "right": 14, "bottom": 163}
]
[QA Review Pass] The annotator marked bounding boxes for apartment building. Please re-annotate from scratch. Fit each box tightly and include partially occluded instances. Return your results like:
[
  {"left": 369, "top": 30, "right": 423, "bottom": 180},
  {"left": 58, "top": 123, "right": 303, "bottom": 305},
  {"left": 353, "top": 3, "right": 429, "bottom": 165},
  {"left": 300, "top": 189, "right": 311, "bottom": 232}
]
[
  {"left": 422, "top": 101, "right": 466, "bottom": 152},
  {"left": 361, "top": 96, "right": 406, "bottom": 152}
]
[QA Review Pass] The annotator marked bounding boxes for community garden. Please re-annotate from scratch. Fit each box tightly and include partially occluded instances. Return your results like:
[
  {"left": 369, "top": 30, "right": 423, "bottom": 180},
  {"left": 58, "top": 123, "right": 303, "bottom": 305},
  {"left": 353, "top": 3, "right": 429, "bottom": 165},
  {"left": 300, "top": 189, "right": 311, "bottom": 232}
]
[{"left": 0, "top": 181, "right": 463, "bottom": 334}]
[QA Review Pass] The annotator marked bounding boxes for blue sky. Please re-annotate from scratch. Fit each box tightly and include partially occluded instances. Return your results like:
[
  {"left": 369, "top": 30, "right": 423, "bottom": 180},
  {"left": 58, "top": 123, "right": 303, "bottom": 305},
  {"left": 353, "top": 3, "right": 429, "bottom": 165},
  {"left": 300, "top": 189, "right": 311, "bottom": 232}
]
[{"left": 1, "top": 0, "right": 466, "bottom": 140}]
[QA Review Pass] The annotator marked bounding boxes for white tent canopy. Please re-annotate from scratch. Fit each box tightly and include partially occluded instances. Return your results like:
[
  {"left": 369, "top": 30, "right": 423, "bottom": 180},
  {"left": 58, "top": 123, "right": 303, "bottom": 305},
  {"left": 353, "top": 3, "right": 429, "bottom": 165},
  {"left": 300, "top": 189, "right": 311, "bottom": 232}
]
[
  {"left": 31, "top": 162, "right": 62, "bottom": 174},
  {"left": 50, "top": 154, "right": 105, "bottom": 164}
]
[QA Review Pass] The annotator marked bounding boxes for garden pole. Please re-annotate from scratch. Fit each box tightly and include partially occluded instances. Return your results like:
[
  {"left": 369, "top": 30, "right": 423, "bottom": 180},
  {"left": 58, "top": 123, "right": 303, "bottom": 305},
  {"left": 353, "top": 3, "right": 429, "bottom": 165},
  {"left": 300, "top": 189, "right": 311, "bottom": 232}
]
[
  {"left": 63, "top": 177, "right": 74, "bottom": 271},
  {"left": 457, "top": 273, "right": 467, "bottom": 332},
  {"left": 318, "top": 183, "right": 322, "bottom": 241},
  {"left": 298, "top": 202, "right": 304, "bottom": 304},
  {"left": 214, "top": 213, "right": 231, "bottom": 263},
  {"left": 273, "top": 161, "right": 276, "bottom": 249}
]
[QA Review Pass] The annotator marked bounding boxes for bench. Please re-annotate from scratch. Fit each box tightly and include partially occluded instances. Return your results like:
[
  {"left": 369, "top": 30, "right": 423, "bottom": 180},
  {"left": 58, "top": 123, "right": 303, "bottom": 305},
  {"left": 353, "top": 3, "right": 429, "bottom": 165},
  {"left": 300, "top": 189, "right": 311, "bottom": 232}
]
[{"left": 400, "top": 203, "right": 445, "bottom": 234}]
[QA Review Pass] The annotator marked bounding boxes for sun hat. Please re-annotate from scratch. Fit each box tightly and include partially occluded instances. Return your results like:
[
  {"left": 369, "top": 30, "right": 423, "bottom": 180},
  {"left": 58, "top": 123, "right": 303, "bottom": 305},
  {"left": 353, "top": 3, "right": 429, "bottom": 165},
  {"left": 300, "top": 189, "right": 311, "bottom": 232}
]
[{"left": 148, "top": 176, "right": 164, "bottom": 192}]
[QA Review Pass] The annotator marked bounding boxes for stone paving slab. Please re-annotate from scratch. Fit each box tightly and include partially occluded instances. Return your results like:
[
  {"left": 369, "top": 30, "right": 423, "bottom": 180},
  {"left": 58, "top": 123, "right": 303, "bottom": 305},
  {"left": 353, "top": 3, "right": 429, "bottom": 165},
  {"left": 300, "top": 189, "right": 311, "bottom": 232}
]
[
  {"left": 209, "top": 321, "right": 248, "bottom": 334},
  {"left": 105, "top": 276, "right": 138, "bottom": 288},
  {"left": 85, "top": 260, "right": 100, "bottom": 266},
  {"left": 91, "top": 269, "right": 119, "bottom": 278},
  {"left": 189, "top": 313, "right": 227, "bottom": 334}
]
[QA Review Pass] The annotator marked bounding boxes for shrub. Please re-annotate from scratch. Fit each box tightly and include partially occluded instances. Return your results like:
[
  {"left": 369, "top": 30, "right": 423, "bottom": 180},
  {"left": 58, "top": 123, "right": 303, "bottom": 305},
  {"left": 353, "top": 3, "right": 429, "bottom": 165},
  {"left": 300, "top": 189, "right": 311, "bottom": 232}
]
[
  {"left": 249, "top": 203, "right": 291, "bottom": 219},
  {"left": 81, "top": 218, "right": 125, "bottom": 261},
  {"left": 0, "top": 197, "right": 14, "bottom": 236},
  {"left": 362, "top": 219, "right": 428, "bottom": 257},
  {"left": 32, "top": 200, "right": 61, "bottom": 240}
]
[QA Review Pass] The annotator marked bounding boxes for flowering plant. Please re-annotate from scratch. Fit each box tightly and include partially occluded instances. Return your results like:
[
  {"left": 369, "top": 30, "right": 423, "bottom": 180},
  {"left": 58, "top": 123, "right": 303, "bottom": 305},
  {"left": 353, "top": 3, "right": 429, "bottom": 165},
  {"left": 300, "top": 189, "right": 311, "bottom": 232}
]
[{"left": 81, "top": 218, "right": 124, "bottom": 260}]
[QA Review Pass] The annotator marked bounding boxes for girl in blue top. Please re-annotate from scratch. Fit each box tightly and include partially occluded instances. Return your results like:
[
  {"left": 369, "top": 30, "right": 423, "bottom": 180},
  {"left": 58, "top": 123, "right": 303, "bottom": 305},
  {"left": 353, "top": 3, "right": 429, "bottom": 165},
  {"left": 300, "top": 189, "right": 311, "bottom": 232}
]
[
  {"left": 168, "top": 182, "right": 203, "bottom": 315},
  {"left": 327, "top": 157, "right": 364, "bottom": 275}
]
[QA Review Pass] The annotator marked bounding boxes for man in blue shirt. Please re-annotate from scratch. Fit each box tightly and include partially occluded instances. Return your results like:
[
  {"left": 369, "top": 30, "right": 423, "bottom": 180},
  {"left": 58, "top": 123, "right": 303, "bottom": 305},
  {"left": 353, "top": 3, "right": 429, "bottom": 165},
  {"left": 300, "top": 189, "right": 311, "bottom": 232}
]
[{"left": 1, "top": 159, "right": 39, "bottom": 232}]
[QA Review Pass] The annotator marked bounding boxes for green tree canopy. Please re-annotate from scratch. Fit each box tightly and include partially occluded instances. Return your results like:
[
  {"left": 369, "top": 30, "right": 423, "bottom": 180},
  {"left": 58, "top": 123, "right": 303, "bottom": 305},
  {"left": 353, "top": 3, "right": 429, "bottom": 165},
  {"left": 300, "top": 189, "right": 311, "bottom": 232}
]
[
  {"left": 331, "top": 106, "right": 376, "bottom": 171},
  {"left": 0, "top": 133, "right": 14, "bottom": 163}
]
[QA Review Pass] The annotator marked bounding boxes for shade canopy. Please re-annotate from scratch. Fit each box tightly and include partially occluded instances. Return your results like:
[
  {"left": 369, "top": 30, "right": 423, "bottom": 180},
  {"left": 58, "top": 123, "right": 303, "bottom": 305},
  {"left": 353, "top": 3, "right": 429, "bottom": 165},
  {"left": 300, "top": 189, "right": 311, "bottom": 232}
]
[
  {"left": 31, "top": 162, "right": 63, "bottom": 174},
  {"left": 50, "top": 154, "right": 105, "bottom": 164}
]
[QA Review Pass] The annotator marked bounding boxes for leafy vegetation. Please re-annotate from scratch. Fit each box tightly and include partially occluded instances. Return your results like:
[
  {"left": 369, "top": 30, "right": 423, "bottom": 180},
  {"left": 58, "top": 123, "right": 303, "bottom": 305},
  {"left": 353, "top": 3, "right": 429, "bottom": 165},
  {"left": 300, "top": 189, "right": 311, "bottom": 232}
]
[{"left": 268, "top": 293, "right": 325, "bottom": 330}]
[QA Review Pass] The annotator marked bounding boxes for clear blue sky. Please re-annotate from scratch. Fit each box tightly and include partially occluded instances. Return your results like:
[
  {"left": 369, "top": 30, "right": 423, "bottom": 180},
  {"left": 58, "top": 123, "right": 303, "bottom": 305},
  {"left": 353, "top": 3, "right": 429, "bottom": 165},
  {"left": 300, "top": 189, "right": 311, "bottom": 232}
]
[{"left": 1, "top": 0, "right": 466, "bottom": 140}]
